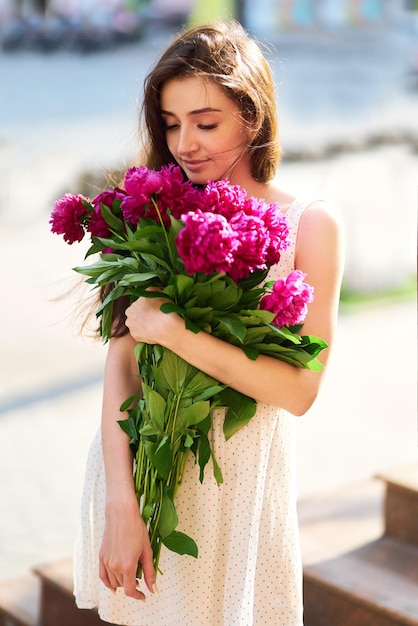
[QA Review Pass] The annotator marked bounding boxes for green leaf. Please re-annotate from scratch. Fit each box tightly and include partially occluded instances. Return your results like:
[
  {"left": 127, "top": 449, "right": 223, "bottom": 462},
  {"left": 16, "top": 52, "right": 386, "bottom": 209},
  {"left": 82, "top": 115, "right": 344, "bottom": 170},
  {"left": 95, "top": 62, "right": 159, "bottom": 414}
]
[
  {"left": 174, "top": 273, "right": 195, "bottom": 296},
  {"left": 143, "top": 440, "right": 157, "bottom": 464},
  {"left": 74, "top": 259, "right": 111, "bottom": 278},
  {"left": 142, "top": 503, "right": 154, "bottom": 524},
  {"left": 249, "top": 342, "right": 325, "bottom": 370},
  {"left": 168, "top": 214, "right": 185, "bottom": 237},
  {"left": 184, "top": 317, "right": 204, "bottom": 334},
  {"left": 242, "top": 346, "right": 260, "bottom": 360},
  {"left": 193, "top": 385, "right": 225, "bottom": 402},
  {"left": 139, "top": 422, "right": 161, "bottom": 436},
  {"left": 160, "top": 302, "right": 184, "bottom": 316},
  {"left": 210, "top": 280, "right": 241, "bottom": 310},
  {"left": 140, "top": 253, "right": 172, "bottom": 272},
  {"left": 85, "top": 240, "right": 106, "bottom": 257},
  {"left": 242, "top": 326, "right": 270, "bottom": 344},
  {"left": 158, "top": 495, "right": 178, "bottom": 538},
  {"left": 117, "top": 272, "right": 159, "bottom": 286},
  {"left": 153, "top": 437, "right": 173, "bottom": 480},
  {"left": 217, "top": 315, "right": 246, "bottom": 342},
  {"left": 142, "top": 384, "right": 167, "bottom": 432},
  {"left": 240, "top": 309, "right": 276, "bottom": 325},
  {"left": 160, "top": 351, "right": 190, "bottom": 393},
  {"left": 96, "top": 286, "right": 126, "bottom": 315},
  {"left": 238, "top": 267, "right": 269, "bottom": 290},
  {"left": 181, "top": 370, "right": 220, "bottom": 398},
  {"left": 197, "top": 432, "right": 211, "bottom": 483},
  {"left": 133, "top": 342, "right": 143, "bottom": 363},
  {"left": 300, "top": 335, "right": 328, "bottom": 354},
  {"left": 117, "top": 417, "right": 138, "bottom": 440},
  {"left": 133, "top": 223, "right": 165, "bottom": 239},
  {"left": 210, "top": 449, "right": 224, "bottom": 486},
  {"left": 119, "top": 395, "right": 139, "bottom": 412},
  {"left": 100, "top": 302, "right": 113, "bottom": 341},
  {"left": 100, "top": 203, "right": 125, "bottom": 231},
  {"left": 182, "top": 306, "right": 213, "bottom": 319},
  {"left": 162, "top": 530, "right": 198, "bottom": 558},
  {"left": 219, "top": 388, "right": 257, "bottom": 440},
  {"left": 176, "top": 400, "right": 210, "bottom": 432}
]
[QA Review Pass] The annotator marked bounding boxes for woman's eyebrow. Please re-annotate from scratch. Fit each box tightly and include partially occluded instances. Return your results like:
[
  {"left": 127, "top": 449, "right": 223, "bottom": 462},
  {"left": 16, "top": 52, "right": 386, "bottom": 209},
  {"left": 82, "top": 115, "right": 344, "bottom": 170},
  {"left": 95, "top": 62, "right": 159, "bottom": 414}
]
[{"left": 160, "top": 107, "right": 222, "bottom": 116}]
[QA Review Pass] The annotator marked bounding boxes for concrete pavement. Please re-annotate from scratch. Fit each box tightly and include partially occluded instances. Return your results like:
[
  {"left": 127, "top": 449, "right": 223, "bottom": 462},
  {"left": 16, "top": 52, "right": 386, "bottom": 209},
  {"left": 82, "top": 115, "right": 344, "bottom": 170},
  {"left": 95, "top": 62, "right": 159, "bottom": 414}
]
[{"left": 0, "top": 24, "right": 417, "bottom": 582}]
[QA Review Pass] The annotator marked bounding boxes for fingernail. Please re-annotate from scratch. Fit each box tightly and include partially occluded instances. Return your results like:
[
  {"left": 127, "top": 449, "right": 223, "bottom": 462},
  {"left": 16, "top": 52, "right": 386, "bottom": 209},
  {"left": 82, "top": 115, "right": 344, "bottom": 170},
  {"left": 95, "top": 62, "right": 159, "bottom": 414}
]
[
  {"left": 152, "top": 582, "right": 160, "bottom": 596},
  {"left": 135, "top": 584, "right": 147, "bottom": 601}
]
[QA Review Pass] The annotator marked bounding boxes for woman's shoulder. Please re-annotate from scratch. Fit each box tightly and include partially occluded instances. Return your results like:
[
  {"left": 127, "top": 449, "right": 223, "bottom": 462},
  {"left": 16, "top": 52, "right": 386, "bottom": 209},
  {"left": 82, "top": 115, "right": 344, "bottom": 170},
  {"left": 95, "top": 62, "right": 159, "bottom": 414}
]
[
  {"left": 298, "top": 198, "right": 344, "bottom": 235},
  {"left": 251, "top": 180, "right": 343, "bottom": 232}
]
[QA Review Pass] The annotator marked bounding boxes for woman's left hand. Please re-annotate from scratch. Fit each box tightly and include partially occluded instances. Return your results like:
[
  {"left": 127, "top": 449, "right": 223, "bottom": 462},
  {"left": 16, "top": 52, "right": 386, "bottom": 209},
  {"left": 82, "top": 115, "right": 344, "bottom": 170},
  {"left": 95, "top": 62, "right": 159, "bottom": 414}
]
[{"left": 125, "top": 293, "right": 183, "bottom": 346}]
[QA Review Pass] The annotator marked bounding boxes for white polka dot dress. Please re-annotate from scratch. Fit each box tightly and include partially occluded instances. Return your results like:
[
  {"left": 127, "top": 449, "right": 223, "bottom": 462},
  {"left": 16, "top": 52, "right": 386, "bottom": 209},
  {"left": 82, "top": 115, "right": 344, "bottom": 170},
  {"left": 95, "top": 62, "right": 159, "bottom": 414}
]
[{"left": 74, "top": 199, "right": 308, "bottom": 625}]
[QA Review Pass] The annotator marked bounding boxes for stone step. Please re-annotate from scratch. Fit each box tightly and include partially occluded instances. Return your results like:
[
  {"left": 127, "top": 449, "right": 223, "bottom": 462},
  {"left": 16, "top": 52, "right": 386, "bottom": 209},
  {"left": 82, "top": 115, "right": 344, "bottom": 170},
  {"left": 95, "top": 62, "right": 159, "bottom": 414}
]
[
  {"left": 33, "top": 559, "right": 104, "bottom": 626},
  {"left": 0, "top": 560, "right": 106, "bottom": 626},
  {"left": 298, "top": 477, "right": 385, "bottom": 566},
  {"left": 303, "top": 536, "right": 418, "bottom": 626},
  {"left": 376, "top": 464, "right": 418, "bottom": 547},
  {"left": 0, "top": 574, "right": 39, "bottom": 626}
]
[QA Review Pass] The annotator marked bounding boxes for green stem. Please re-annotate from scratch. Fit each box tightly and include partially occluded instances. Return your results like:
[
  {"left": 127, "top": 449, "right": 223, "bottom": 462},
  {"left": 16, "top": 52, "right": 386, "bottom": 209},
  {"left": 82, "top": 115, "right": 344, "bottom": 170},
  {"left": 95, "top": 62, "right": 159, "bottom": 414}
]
[{"left": 151, "top": 198, "right": 176, "bottom": 269}]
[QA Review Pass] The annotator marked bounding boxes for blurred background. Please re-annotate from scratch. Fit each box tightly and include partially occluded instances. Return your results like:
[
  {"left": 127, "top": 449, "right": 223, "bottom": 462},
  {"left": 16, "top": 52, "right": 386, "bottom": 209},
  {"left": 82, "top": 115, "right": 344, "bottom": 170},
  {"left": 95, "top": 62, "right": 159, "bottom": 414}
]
[{"left": 0, "top": 0, "right": 417, "bottom": 582}]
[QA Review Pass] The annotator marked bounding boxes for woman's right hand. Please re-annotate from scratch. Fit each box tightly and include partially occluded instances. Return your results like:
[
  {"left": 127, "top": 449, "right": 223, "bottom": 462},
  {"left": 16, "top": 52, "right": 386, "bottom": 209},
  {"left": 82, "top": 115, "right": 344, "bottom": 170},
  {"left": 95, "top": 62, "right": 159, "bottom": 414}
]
[{"left": 99, "top": 496, "right": 156, "bottom": 601}]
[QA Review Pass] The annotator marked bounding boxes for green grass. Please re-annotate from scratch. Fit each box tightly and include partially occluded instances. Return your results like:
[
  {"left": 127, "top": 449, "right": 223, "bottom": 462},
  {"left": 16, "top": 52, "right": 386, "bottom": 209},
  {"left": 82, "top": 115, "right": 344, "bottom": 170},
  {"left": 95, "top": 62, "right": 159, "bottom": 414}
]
[{"left": 339, "top": 274, "right": 417, "bottom": 309}]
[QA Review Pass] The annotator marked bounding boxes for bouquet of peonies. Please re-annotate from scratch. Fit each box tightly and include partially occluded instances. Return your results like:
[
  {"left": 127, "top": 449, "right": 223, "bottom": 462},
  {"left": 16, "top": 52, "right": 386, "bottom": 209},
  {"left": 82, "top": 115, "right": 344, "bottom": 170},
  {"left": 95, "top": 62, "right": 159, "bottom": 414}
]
[{"left": 50, "top": 164, "right": 327, "bottom": 577}]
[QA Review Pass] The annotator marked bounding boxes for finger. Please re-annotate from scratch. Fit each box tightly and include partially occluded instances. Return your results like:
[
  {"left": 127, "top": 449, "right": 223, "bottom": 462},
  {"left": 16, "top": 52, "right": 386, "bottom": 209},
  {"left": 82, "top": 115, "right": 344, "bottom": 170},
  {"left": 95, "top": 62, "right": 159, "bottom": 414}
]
[
  {"left": 140, "top": 548, "right": 157, "bottom": 595},
  {"left": 99, "top": 563, "right": 117, "bottom": 592},
  {"left": 123, "top": 576, "right": 147, "bottom": 601}
]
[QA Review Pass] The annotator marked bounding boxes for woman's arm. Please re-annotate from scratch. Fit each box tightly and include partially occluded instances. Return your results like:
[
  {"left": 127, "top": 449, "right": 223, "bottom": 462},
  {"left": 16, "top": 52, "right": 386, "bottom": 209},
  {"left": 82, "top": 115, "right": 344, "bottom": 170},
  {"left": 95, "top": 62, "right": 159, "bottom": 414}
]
[
  {"left": 125, "top": 201, "right": 344, "bottom": 416},
  {"left": 99, "top": 332, "right": 156, "bottom": 600}
]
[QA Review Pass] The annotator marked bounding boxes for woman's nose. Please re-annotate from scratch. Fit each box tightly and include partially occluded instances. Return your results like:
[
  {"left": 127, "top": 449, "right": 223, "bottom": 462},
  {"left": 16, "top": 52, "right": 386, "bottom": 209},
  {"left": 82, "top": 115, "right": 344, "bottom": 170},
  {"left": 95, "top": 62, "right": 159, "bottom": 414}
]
[{"left": 177, "top": 127, "right": 198, "bottom": 155}]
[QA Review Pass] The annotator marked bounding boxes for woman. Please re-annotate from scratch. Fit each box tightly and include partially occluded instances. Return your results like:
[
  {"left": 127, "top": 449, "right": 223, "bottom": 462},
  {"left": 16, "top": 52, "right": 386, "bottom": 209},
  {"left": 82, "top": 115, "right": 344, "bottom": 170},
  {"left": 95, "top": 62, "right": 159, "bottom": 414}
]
[{"left": 74, "top": 20, "right": 344, "bottom": 625}]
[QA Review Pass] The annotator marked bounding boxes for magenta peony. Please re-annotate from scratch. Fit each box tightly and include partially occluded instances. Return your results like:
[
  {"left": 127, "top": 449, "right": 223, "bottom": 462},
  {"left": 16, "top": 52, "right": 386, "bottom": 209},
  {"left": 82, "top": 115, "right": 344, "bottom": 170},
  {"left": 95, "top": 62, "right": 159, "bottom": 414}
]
[
  {"left": 262, "top": 203, "right": 291, "bottom": 266},
  {"left": 260, "top": 270, "right": 314, "bottom": 327},
  {"left": 88, "top": 189, "right": 125, "bottom": 239},
  {"left": 157, "top": 164, "right": 201, "bottom": 222},
  {"left": 228, "top": 212, "right": 269, "bottom": 281},
  {"left": 49, "top": 193, "right": 90, "bottom": 244},
  {"left": 203, "top": 180, "right": 248, "bottom": 219},
  {"left": 121, "top": 166, "right": 164, "bottom": 224},
  {"left": 176, "top": 210, "right": 239, "bottom": 275}
]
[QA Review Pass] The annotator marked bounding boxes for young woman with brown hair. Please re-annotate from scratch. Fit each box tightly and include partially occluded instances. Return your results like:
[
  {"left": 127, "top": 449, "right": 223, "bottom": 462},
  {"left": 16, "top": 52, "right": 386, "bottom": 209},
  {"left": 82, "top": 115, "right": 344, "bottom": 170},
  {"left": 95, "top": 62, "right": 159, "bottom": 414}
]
[{"left": 74, "top": 21, "right": 344, "bottom": 626}]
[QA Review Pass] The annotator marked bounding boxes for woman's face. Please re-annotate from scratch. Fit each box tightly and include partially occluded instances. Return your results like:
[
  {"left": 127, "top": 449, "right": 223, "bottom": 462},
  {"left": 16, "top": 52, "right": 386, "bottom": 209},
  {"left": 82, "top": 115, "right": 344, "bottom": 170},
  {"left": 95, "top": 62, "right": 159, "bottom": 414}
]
[{"left": 160, "top": 76, "right": 253, "bottom": 186}]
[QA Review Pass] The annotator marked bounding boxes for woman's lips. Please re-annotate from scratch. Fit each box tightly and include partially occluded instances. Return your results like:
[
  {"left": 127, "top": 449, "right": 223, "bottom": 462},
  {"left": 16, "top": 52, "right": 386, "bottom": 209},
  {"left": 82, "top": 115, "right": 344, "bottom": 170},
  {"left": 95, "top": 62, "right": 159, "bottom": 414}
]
[{"left": 182, "top": 159, "right": 209, "bottom": 173}]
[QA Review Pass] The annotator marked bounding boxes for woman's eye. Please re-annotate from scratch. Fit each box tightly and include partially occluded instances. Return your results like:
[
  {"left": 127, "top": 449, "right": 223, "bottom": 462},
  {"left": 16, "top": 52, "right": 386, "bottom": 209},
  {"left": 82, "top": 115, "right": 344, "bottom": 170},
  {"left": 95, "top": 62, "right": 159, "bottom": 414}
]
[
  {"left": 198, "top": 124, "right": 218, "bottom": 130},
  {"left": 164, "top": 123, "right": 179, "bottom": 131}
]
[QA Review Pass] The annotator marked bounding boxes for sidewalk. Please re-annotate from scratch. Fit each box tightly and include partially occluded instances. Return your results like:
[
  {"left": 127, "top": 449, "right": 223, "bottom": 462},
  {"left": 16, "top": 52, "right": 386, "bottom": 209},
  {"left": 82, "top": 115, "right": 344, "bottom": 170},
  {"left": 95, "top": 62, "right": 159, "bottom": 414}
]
[{"left": 0, "top": 25, "right": 417, "bottom": 582}]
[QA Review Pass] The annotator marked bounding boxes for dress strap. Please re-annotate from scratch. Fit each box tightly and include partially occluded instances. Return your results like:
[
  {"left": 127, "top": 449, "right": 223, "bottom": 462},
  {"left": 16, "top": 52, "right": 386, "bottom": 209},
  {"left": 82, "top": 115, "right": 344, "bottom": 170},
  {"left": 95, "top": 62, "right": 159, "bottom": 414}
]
[{"left": 275, "top": 198, "right": 322, "bottom": 276}]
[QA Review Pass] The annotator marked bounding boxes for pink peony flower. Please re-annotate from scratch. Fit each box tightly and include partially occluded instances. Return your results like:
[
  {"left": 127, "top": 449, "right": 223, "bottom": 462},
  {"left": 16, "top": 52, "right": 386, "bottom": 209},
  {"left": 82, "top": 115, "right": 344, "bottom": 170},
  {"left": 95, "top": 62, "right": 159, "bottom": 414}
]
[
  {"left": 121, "top": 166, "right": 163, "bottom": 224},
  {"left": 88, "top": 189, "right": 125, "bottom": 239},
  {"left": 228, "top": 212, "right": 270, "bottom": 281},
  {"left": 157, "top": 164, "right": 201, "bottom": 222},
  {"left": 262, "top": 203, "right": 291, "bottom": 266},
  {"left": 124, "top": 166, "right": 163, "bottom": 202},
  {"left": 49, "top": 193, "right": 90, "bottom": 244},
  {"left": 176, "top": 210, "right": 239, "bottom": 275},
  {"left": 260, "top": 270, "right": 314, "bottom": 327},
  {"left": 203, "top": 180, "right": 248, "bottom": 219},
  {"left": 201, "top": 181, "right": 291, "bottom": 276}
]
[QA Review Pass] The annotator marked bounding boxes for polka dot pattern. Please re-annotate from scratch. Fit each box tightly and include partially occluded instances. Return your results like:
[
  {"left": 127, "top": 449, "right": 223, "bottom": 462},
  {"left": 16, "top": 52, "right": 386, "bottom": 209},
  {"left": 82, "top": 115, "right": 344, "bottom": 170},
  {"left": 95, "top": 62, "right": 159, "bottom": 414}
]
[{"left": 74, "top": 200, "right": 307, "bottom": 625}]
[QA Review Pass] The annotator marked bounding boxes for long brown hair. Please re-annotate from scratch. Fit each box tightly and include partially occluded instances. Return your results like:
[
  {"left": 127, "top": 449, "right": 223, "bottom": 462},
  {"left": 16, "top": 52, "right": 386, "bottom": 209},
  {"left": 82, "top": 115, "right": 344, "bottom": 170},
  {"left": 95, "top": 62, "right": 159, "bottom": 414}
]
[{"left": 140, "top": 21, "right": 281, "bottom": 181}]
